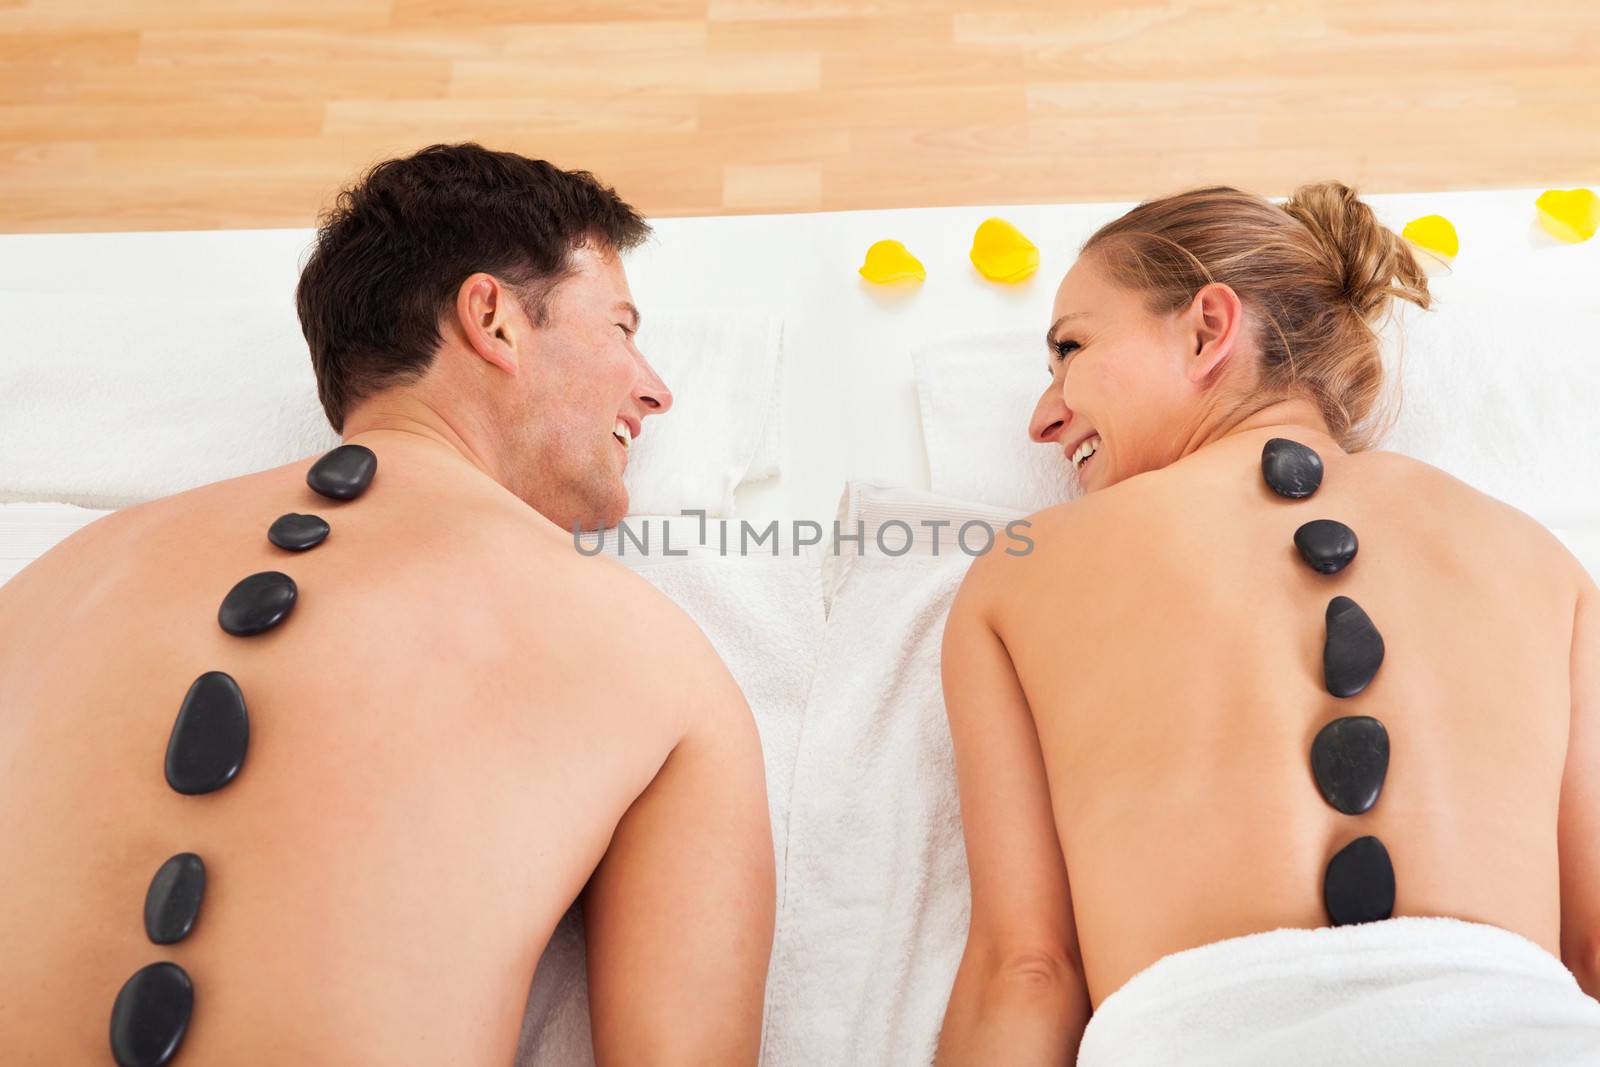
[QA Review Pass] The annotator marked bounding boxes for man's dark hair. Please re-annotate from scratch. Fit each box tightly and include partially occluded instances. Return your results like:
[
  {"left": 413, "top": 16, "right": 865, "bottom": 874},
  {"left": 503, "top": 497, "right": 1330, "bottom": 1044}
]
[{"left": 296, "top": 143, "right": 650, "bottom": 431}]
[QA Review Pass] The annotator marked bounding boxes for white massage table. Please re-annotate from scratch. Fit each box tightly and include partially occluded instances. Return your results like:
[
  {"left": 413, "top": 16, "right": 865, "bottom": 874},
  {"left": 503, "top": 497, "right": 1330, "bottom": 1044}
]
[{"left": 2, "top": 190, "right": 1597, "bottom": 1066}]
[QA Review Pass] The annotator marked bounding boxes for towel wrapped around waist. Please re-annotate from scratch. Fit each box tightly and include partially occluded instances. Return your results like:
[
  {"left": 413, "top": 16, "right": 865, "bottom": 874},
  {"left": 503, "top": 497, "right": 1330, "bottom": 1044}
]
[{"left": 1076, "top": 916, "right": 1600, "bottom": 1067}]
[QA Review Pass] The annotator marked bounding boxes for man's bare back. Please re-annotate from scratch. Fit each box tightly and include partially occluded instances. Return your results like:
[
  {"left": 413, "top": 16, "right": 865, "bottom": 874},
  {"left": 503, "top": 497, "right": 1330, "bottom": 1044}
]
[
  {"left": 971, "top": 426, "right": 1584, "bottom": 1005},
  {"left": 0, "top": 430, "right": 773, "bottom": 1063}
]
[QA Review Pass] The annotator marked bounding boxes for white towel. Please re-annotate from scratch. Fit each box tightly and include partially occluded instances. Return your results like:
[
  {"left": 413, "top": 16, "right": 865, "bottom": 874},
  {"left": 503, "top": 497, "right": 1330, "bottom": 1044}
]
[
  {"left": 516, "top": 538, "right": 826, "bottom": 1065},
  {"left": 624, "top": 313, "right": 784, "bottom": 515},
  {"left": 1076, "top": 916, "right": 1600, "bottom": 1067},
  {"left": 913, "top": 267, "right": 1600, "bottom": 527},
  {"left": 764, "top": 483, "right": 1023, "bottom": 1067},
  {"left": 912, "top": 329, "right": 1075, "bottom": 514},
  {"left": 1554, "top": 525, "right": 1600, "bottom": 581},
  {"left": 1378, "top": 274, "right": 1600, "bottom": 527},
  {"left": 0, "top": 292, "right": 782, "bottom": 518},
  {"left": 0, "top": 292, "right": 339, "bottom": 509}
]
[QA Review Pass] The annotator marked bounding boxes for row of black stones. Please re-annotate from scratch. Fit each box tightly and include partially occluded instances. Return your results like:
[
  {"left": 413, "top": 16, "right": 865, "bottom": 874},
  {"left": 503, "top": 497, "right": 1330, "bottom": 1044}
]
[
  {"left": 1262, "top": 438, "right": 1395, "bottom": 928},
  {"left": 109, "top": 445, "right": 375, "bottom": 1067}
]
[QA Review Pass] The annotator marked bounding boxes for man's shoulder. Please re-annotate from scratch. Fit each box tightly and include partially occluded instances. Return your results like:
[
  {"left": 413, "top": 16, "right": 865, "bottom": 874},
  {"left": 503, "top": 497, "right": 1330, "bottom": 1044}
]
[
  {"left": 460, "top": 509, "right": 698, "bottom": 626},
  {"left": 496, "top": 516, "right": 723, "bottom": 647}
]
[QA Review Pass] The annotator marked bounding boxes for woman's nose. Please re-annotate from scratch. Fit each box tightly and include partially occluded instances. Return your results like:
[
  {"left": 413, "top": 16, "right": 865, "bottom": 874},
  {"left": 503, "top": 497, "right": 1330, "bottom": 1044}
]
[{"left": 1030, "top": 387, "right": 1068, "bottom": 443}]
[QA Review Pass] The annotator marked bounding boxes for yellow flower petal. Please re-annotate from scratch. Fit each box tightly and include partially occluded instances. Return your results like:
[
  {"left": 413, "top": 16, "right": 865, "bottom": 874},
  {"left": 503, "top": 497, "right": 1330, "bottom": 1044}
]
[
  {"left": 1535, "top": 188, "right": 1599, "bottom": 244},
  {"left": 1401, "top": 214, "right": 1459, "bottom": 260},
  {"left": 858, "top": 239, "right": 926, "bottom": 283},
  {"left": 970, "top": 217, "right": 1040, "bottom": 282}
]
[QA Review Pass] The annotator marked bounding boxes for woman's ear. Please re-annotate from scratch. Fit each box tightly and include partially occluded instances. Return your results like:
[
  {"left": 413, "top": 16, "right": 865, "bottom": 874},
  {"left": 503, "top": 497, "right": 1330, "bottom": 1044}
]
[
  {"left": 453, "top": 272, "right": 523, "bottom": 377},
  {"left": 1185, "top": 282, "right": 1244, "bottom": 384}
]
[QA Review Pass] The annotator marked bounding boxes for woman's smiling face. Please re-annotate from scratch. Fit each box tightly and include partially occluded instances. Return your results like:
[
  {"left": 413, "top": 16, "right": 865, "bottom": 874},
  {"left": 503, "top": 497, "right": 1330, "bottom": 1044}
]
[{"left": 1029, "top": 254, "right": 1245, "bottom": 495}]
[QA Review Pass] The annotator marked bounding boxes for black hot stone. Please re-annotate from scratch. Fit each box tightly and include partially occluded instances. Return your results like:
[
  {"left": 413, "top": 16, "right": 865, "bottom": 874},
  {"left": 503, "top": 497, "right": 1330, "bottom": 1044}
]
[
  {"left": 165, "top": 671, "right": 249, "bottom": 795},
  {"left": 144, "top": 852, "right": 206, "bottom": 945},
  {"left": 1323, "top": 834, "right": 1396, "bottom": 926},
  {"left": 307, "top": 443, "right": 377, "bottom": 501},
  {"left": 1324, "top": 595, "right": 1385, "bottom": 698},
  {"left": 1294, "top": 519, "right": 1359, "bottom": 574},
  {"left": 109, "top": 961, "right": 193, "bottom": 1067},
  {"left": 1311, "top": 716, "right": 1390, "bottom": 815},
  {"left": 218, "top": 570, "right": 297, "bottom": 636},
  {"left": 1261, "top": 438, "right": 1324, "bottom": 499},
  {"left": 267, "top": 512, "right": 329, "bottom": 552}
]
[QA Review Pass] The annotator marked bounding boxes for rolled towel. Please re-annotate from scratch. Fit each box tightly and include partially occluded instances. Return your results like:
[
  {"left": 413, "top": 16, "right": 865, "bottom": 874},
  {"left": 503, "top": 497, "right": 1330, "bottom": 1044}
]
[{"left": 1077, "top": 916, "right": 1600, "bottom": 1067}]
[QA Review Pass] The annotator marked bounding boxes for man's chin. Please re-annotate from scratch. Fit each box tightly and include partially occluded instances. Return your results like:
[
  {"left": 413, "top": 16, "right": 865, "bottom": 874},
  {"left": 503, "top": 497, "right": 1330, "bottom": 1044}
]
[
  {"left": 538, "top": 484, "right": 627, "bottom": 534},
  {"left": 588, "top": 485, "right": 630, "bottom": 531}
]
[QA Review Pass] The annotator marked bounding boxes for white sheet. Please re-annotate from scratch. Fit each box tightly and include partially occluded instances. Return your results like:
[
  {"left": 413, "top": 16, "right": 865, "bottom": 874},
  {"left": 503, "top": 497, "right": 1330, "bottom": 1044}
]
[{"left": 0, "top": 292, "right": 781, "bottom": 518}]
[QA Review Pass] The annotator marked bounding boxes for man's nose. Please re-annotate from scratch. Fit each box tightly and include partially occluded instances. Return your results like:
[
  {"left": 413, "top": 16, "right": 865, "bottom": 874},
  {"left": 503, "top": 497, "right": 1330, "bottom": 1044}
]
[
  {"left": 635, "top": 358, "right": 673, "bottom": 416},
  {"left": 1030, "top": 386, "right": 1068, "bottom": 443}
]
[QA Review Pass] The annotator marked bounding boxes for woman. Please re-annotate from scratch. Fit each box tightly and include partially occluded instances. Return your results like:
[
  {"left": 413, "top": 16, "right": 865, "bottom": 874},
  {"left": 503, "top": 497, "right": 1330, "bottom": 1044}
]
[{"left": 935, "top": 182, "right": 1600, "bottom": 1065}]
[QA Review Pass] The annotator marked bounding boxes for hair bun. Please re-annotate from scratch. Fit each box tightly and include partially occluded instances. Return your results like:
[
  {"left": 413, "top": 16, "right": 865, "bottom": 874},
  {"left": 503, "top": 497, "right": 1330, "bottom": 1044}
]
[{"left": 1282, "top": 181, "right": 1431, "bottom": 320}]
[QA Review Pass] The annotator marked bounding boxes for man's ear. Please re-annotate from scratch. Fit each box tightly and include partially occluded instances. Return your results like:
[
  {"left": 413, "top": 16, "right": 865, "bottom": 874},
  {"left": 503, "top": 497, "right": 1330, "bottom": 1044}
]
[
  {"left": 1185, "top": 282, "right": 1244, "bottom": 384},
  {"left": 453, "top": 272, "right": 524, "bottom": 377}
]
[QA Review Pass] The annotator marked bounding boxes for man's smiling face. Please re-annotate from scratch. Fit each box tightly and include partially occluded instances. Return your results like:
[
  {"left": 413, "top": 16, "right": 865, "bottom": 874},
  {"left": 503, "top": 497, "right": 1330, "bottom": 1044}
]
[{"left": 511, "top": 244, "right": 673, "bottom": 530}]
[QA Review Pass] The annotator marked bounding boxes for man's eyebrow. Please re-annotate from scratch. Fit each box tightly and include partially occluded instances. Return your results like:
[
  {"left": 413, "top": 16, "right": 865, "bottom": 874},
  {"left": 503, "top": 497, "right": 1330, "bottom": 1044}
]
[
  {"left": 615, "top": 301, "right": 641, "bottom": 331},
  {"left": 1045, "top": 311, "right": 1086, "bottom": 348}
]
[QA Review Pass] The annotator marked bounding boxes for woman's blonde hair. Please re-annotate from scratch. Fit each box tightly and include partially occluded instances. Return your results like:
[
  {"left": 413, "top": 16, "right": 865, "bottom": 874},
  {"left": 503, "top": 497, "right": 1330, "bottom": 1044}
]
[{"left": 1082, "top": 181, "right": 1431, "bottom": 451}]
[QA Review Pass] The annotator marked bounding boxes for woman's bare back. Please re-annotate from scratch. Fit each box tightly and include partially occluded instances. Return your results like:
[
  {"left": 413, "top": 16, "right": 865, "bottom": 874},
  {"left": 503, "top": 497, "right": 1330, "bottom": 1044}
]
[{"left": 991, "top": 427, "right": 1584, "bottom": 1005}]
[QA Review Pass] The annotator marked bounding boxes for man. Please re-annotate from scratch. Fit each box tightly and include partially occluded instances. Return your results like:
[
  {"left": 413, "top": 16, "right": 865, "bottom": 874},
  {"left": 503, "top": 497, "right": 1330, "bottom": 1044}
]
[{"left": 0, "top": 144, "right": 775, "bottom": 1065}]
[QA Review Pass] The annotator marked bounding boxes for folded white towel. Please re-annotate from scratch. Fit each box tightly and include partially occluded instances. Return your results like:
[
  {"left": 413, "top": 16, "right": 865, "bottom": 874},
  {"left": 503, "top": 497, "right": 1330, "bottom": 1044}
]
[
  {"left": 1077, "top": 916, "right": 1600, "bottom": 1067},
  {"left": 764, "top": 483, "right": 1022, "bottom": 1067},
  {"left": 1378, "top": 270, "right": 1600, "bottom": 526},
  {"left": 0, "top": 292, "right": 339, "bottom": 509},
  {"left": 624, "top": 313, "right": 784, "bottom": 515},
  {"left": 0, "top": 292, "right": 781, "bottom": 518},
  {"left": 913, "top": 267, "right": 1600, "bottom": 527},
  {"left": 516, "top": 542, "right": 826, "bottom": 1065},
  {"left": 913, "top": 329, "right": 1075, "bottom": 514}
]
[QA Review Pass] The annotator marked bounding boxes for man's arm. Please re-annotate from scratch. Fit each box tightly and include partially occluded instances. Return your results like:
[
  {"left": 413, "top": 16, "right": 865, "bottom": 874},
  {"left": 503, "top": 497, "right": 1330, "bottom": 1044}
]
[
  {"left": 582, "top": 627, "right": 776, "bottom": 1066},
  {"left": 936, "top": 558, "right": 1091, "bottom": 1066},
  {"left": 1560, "top": 572, "right": 1600, "bottom": 998}
]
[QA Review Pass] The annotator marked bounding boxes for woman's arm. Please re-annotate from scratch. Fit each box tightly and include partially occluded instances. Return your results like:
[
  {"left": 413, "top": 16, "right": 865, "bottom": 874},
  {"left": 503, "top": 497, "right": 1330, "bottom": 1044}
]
[
  {"left": 936, "top": 556, "right": 1091, "bottom": 1066},
  {"left": 1560, "top": 573, "right": 1600, "bottom": 997}
]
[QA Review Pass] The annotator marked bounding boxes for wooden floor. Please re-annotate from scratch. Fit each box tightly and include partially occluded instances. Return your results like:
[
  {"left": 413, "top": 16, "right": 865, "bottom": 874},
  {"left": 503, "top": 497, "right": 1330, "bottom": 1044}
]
[{"left": 1, "top": 1, "right": 1596, "bottom": 233}]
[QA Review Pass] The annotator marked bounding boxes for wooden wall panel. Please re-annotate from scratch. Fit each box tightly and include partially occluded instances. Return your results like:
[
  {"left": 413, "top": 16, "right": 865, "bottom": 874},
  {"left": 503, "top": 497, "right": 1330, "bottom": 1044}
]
[{"left": 0, "top": 0, "right": 1594, "bottom": 232}]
